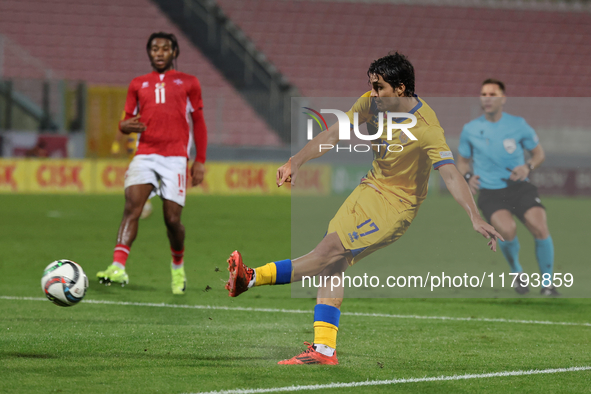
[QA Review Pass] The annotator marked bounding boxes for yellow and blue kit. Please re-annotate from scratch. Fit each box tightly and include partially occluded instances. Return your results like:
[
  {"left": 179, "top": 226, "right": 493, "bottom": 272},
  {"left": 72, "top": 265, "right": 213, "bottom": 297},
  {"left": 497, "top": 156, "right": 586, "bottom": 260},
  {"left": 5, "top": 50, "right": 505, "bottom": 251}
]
[{"left": 328, "top": 92, "right": 454, "bottom": 263}]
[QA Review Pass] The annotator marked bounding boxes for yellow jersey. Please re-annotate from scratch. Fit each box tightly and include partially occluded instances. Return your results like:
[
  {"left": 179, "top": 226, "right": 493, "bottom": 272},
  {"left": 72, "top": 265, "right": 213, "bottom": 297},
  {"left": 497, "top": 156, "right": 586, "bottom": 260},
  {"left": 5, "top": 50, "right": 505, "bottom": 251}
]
[{"left": 346, "top": 92, "right": 454, "bottom": 208}]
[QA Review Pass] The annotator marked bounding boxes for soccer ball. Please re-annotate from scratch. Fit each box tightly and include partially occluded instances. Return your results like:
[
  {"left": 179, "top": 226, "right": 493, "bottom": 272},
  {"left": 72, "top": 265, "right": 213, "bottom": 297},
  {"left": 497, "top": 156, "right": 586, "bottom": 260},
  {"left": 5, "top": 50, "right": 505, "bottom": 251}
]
[{"left": 41, "top": 260, "right": 88, "bottom": 307}]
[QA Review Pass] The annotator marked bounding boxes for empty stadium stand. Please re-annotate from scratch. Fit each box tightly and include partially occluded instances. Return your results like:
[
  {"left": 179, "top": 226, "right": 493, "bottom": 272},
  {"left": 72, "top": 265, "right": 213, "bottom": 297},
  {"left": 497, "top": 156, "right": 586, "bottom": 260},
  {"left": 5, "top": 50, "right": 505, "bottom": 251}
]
[
  {"left": 217, "top": 0, "right": 591, "bottom": 103},
  {"left": 0, "top": 0, "right": 282, "bottom": 146},
  {"left": 1, "top": 0, "right": 590, "bottom": 145}
]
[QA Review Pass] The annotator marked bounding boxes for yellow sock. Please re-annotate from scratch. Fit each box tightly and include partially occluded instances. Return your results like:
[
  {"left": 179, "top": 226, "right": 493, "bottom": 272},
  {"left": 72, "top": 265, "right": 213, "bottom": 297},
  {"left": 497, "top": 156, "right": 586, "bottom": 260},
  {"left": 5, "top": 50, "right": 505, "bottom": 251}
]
[
  {"left": 313, "top": 321, "right": 338, "bottom": 349},
  {"left": 254, "top": 263, "right": 276, "bottom": 286}
]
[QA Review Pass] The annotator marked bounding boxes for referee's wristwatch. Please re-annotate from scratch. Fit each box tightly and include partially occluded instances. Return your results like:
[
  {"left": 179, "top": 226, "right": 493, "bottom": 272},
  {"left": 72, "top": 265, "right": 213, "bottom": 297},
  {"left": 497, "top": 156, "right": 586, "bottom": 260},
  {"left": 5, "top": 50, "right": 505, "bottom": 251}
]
[{"left": 527, "top": 163, "right": 535, "bottom": 171}]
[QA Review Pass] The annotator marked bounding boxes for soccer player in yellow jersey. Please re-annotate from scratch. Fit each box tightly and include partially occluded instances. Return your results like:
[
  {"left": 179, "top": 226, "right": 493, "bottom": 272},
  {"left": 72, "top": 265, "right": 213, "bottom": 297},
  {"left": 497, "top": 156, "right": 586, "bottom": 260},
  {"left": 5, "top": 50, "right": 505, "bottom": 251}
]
[{"left": 225, "top": 52, "right": 503, "bottom": 365}]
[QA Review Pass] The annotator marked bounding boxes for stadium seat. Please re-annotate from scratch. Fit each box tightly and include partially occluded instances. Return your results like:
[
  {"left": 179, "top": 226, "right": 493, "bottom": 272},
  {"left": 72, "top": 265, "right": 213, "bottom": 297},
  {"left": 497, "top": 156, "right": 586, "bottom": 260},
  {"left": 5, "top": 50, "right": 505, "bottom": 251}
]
[
  {"left": 216, "top": 0, "right": 591, "bottom": 115},
  {"left": 0, "top": 0, "right": 280, "bottom": 146}
]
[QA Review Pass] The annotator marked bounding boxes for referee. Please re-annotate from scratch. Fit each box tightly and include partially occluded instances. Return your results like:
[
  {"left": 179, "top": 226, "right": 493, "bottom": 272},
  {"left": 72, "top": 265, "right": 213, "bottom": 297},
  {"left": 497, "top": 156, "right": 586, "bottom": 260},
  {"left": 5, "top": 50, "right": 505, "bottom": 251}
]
[{"left": 457, "top": 79, "right": 558, "bottom": 296}]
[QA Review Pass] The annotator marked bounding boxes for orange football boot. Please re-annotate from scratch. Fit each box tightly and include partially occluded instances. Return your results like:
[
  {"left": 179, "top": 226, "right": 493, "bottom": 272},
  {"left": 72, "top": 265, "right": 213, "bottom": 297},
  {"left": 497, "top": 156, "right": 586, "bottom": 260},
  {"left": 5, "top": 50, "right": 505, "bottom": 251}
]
[
  {"left": 225, "top": 250, "right": 253, "bottom": 297},
  {"left": 278, "top": 342, "right": 339, "bottom": 365}
]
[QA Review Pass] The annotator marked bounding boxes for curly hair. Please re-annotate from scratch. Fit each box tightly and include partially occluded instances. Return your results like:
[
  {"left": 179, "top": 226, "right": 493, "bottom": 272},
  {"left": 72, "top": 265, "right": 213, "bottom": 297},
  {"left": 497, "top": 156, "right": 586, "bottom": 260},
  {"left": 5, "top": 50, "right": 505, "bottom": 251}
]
[
  {"left": 367, "top": 52, "right": 415, "bottom": 97},
  {"left": 146, "top": 32, "right": 180, "bottom": 65}
]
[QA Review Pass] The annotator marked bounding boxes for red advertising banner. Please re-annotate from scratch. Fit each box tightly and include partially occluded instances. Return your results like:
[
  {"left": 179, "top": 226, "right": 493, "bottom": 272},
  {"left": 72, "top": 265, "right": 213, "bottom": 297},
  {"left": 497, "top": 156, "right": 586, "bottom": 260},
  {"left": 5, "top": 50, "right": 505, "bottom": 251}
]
[
  {"left": 531, "top": 168, "right": 591, "bottom": 196},
  {"left": 0, "top": 160, "right": 21, "bottom": 192},
  {"left": 0, "top": 159, "right": 331, "bottom": 196},
  {"left": 28, "top": 160, "right": 91, "bottom": 193},
  {"left": 290, "top": 165, "right": 331, "bottom": 195},
  {"left": 223, "top": 164, "right": 272, "bottom": 193},
  {"left": 95, "top": 160, "right": 129, "bottom": 193}
]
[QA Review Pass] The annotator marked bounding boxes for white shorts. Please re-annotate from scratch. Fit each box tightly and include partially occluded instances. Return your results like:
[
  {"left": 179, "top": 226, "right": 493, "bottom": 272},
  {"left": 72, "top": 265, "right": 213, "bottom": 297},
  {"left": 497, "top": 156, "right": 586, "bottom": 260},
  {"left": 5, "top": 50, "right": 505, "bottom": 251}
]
[{"left": 125, "top": 154, "right": 188, "bottom": 207}]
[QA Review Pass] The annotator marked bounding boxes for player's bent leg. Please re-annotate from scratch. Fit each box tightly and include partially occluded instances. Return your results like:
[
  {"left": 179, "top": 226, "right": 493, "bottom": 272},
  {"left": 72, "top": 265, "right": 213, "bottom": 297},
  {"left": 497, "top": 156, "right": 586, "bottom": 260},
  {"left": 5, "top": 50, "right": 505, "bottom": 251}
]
[
  {"left": 523, "top": 207, "right": 558, "bottom": 295},
  {"left": 314, "top": 261, "right": 346, "bottom": 357},
  {"left": 491, "top": 210, "right": 520, "bottom": 267},
  {"left": 163, "top": 199, "right": 187, "bottom": 294},
  {"left": 490, "top": 209, "right": 517, "bottom": 241},
  {"left": 225, "top": 252, "right": 290, "bottom": 297},
  {"left": 98, "top": 184, "right": 153, "bottom": 286},
  {"left": 278, "top": 260, "right": 346, "bottom": 365},
  {"left": 292, "top": 232, "right": 350, "bottom": 281},
  {"left": 316, "top": 258, "right": 349, "bottom": 300},
  {"left": 118, "top": 184, "right": 155, "bottom": 244},
  {"left": 163, "top": 199, "right": 185, "bottom": 251},
  {"left": 522, "top": 207, "right": 550, "bottom": 240},
  {"left": 309, "top": 303, "right": 340, "bottom": 364},
  {"left": 225, "top": 233, "right": 348, "bottom": 297},
  {"left": 490, "top": 209, "right": 528, "bottom": 293},
  {"left": 157, "top": 156, "right": 188, "bottom": 294},
  {"left": 313, "top": 261, "right": 347, "bottom": 360}
]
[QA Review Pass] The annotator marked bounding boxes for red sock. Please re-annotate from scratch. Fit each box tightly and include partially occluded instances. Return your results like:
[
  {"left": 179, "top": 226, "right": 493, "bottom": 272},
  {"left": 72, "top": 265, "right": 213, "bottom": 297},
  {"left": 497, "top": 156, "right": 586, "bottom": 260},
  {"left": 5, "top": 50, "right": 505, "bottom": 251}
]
[
  {"left": 171, "top": 247, "right": 184, "bottom": 267},
  {"left": 113, "top": 244, "right": 130, "bottom": 267}
]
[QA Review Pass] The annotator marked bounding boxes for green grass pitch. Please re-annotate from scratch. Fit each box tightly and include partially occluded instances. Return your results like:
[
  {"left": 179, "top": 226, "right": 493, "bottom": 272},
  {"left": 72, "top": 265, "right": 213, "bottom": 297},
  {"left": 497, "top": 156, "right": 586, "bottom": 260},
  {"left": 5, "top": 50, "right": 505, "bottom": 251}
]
[{"left": 1, "top": 194, "right": 590, "bottom": 393}]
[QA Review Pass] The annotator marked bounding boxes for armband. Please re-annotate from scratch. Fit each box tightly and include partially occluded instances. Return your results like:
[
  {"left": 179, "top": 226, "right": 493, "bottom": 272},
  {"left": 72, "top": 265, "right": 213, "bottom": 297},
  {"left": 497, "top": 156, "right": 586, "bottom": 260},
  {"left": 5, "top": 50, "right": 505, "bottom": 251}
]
[{"left": 464, "top": 172, "right": 473, "bottom": 182}]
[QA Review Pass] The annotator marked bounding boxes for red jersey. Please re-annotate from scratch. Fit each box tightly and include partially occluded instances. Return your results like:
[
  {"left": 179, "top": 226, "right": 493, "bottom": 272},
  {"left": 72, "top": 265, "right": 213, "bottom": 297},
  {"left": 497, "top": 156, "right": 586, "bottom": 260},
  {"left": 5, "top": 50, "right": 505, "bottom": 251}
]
[{"left": 121, "top": 70, "right": 208, "bottom": 162}]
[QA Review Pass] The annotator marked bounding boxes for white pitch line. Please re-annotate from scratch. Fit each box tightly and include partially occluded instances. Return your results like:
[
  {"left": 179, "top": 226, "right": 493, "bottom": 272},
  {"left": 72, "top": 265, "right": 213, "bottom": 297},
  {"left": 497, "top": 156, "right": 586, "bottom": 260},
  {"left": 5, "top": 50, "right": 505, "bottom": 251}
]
[
  {"left": 188, "top": 366, "right": 591, "bottom": 394},
  {"left": 2, "top": 296, "right": 591, "bottom": 327}
]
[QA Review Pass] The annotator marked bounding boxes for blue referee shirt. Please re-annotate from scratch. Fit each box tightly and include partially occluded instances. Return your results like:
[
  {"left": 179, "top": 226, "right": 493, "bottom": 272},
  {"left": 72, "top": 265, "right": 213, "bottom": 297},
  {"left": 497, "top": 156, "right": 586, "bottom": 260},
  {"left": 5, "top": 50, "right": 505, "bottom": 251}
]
[{"left": 458, "top": 113, "right": 539, "bottom": 190}]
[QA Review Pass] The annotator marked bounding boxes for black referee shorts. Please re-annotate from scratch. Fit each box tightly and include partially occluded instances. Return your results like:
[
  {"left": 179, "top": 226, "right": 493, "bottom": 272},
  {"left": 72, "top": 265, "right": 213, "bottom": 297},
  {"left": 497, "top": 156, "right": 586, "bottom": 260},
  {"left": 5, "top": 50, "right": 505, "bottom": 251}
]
[{"left": 477, "top": 182, "right": 545, "bottom": 223}]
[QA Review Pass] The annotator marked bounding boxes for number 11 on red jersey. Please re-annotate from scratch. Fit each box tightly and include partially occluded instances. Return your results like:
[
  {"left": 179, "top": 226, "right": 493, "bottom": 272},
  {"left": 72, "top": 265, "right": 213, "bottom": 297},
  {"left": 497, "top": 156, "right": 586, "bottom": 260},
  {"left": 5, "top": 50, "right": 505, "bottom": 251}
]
[{"left": 155, "top": 83, "right": 166, "bottom": 104}]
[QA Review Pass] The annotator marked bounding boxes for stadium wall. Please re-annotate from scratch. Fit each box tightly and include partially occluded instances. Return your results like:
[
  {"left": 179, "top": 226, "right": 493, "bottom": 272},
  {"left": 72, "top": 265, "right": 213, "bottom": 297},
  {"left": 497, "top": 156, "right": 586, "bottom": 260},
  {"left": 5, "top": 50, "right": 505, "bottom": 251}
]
[
  {"left": 1, "top": 159, "right": 589, "bottom": 196},
  {"left": 0, "top": 158, "right": 328, "bottom": 196}
]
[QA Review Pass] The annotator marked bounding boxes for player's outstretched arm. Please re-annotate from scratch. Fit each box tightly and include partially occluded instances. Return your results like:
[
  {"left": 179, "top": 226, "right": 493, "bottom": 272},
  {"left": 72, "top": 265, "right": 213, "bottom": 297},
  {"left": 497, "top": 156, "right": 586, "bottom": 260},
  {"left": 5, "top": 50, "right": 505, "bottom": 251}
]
[
  {"left": 456, "top": 155, "right": 480, "bottom": 194},
  {"left": 438, "top": 164, "right": 504, "bottom": 251},
  {"left": 277, "top": 122, "right": 340, "bottom": 187}
]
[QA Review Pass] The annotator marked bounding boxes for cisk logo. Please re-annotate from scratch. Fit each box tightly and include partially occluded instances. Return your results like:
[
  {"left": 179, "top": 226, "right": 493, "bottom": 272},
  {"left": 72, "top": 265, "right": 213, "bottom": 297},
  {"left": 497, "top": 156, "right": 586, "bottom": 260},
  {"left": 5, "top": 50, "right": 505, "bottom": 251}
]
[
  {"left": 36, "top": 163, "right": 84, "bottom": 191},
  {"left": 0, "top": 163, "right": 18, "bottom": 190},
  {"left": 101, "top": 165, "right": 127, "bottom": 188},
  {"left": 225, "top": 166, "right": 268, "bottom": 192},
  {"left": 303, "top": 107, "right": 417, "bottom": 153}
]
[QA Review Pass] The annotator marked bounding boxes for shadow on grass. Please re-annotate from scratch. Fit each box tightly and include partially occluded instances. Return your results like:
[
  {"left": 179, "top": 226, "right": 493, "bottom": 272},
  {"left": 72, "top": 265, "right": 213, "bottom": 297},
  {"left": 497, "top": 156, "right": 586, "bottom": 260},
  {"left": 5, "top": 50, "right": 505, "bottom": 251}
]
[
  {"left": 2, "top": 352, "right": 57, "bottom": 359},
  {"left": 1, "top": 350, "right": 276, "bottom": 364},
  {"left": 90, "top": 283, "right": 159, "bottom": 293}
]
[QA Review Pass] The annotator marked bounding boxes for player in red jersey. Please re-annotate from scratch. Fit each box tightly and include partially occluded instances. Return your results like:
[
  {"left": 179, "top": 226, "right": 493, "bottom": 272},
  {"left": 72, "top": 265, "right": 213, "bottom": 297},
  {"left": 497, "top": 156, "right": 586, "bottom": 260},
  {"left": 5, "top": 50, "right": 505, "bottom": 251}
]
[{"left": 97, "top": 32, "right": 208, "bottom": 294}]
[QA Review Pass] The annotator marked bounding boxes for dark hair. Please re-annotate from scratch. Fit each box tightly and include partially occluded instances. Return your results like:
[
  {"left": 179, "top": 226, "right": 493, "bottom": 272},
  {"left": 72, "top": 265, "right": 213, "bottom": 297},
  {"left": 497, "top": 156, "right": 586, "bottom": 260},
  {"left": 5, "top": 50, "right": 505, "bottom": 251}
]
[
  {"left": 367, "top": 52, "right": 415, "bottom": 97},
  {"left": 146, "top": 32, "right": 180, "bottom": 61},
  {"left": 482, "top": 78, "right": 505, "bottom": 93}
]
